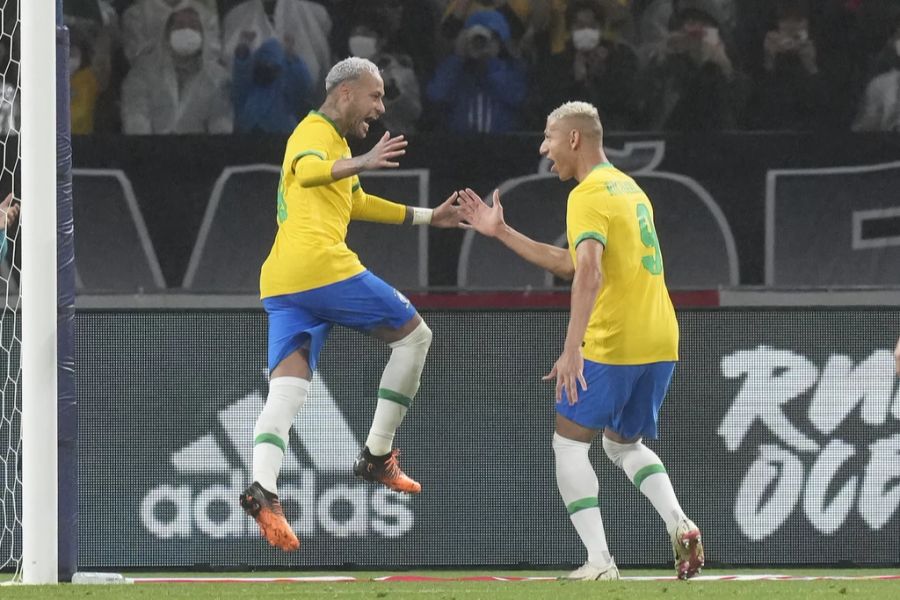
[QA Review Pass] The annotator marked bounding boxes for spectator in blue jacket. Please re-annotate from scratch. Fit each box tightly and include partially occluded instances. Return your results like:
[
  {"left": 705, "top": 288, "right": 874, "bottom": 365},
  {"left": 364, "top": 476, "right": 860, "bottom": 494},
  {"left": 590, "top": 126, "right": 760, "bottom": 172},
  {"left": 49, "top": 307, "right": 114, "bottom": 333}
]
[
  {"left": 232, "top": 36, "right": 313, "bottom": 134},
  {"left": 426, "top": 10, "right": 527, "bottom": 134}
]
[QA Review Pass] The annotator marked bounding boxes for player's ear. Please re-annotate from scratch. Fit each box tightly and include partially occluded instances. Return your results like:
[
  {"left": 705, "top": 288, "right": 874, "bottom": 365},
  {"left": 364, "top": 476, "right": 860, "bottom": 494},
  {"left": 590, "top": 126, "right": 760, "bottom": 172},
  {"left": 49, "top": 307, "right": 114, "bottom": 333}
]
[{"left": 569, "top": 129, "right": 579, "bottom": 150}]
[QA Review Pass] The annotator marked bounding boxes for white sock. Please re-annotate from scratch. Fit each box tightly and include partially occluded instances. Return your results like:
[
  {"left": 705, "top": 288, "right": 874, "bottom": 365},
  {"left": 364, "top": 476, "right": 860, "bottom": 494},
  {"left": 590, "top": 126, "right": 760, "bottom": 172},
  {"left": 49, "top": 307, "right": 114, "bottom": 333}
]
[
  {"left": 553, "top": 433, "right": 611, "bottom": 567},
  {"left": 365, "top": 321, "right": 432, "bottom": 455},
  {"left": 365, "top": 399, "right": 408, "bottom": 456},
  {"left": 602, "top": 437, "right": 686, "bottom": 534},
  {"left": 252, "top": 376, "right": 309, "bottom": 495}
]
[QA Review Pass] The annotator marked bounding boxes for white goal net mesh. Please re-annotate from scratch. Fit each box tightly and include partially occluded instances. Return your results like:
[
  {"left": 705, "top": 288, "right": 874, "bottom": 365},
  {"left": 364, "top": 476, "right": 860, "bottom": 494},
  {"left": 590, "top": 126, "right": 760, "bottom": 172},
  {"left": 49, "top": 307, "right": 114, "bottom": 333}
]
[{"left": 0, "top": 0, "right": 21, "bottom": 576}]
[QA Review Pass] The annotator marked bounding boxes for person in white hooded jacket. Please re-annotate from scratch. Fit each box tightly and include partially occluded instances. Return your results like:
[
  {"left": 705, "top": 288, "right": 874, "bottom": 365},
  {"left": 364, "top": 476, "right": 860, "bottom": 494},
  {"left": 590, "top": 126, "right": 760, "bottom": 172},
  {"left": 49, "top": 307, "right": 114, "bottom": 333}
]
[
  {"left": 222, "top": 0, "right": 332, "bottom": 97},
  {"left": 121, "top": 0, "right": 221, "bottom": 65},
  {"left": 120, "top": 5, "right": 232, "bottom": 134},
  {"left": 853, "top": 28, "right": 900, "bottom": 133}
]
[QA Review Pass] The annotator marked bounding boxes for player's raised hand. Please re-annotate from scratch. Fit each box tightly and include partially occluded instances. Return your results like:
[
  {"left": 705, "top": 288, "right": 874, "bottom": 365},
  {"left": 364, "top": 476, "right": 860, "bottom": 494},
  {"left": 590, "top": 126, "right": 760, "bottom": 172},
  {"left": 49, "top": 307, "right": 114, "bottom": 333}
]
[
  {"left": 543, "top": 348, "right": 587, "bottom": 405},
  {"left": 430, "top": 191, "right": 465, "bottom": 228},
  {"left": 360, "top": 132, "right": 407, "bottom": 171},
  {"left": 458, "top": 188, "right": 505, "bottom": 238}
]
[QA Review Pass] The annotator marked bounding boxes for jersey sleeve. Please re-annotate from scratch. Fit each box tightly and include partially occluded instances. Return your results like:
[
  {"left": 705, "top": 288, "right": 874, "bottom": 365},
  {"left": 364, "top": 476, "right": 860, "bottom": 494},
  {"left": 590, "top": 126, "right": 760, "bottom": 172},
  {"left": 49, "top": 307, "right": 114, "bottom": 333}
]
[
  {"left": 350, "top": 180, "right": 407, "bottom": 224},
  {"left": 567, "top": 184, "right": 610, "bottom": 249},
  {"left": 285, "top": 122, "right": 336, "bottom": 187}
]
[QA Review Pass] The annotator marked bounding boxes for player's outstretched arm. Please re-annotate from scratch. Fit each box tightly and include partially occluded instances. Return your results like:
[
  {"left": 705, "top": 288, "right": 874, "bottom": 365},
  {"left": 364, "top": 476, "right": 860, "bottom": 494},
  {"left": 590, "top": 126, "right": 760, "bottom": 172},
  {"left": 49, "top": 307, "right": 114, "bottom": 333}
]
[
  {"left": 332, "top": 131, "right": 408, "bottom": 181},
  {"left": 396, "top": 191, "right": 466, "bottom": 227},
  {"left": 458, "top": 188, "right": 574, "bottom": 279}
]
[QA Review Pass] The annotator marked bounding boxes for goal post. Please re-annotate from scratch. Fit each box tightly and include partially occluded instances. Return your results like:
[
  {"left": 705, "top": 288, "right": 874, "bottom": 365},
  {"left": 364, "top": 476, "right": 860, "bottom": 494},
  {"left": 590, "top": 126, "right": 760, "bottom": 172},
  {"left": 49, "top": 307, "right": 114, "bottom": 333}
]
[{"left": 20, "top": 0, "right": 60, "bottom": 584}]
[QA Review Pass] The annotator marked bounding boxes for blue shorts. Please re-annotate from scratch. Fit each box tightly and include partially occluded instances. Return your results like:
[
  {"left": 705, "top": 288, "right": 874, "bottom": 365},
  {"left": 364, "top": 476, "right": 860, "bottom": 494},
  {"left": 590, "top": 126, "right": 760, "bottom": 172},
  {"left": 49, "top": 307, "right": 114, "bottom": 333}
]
[
  {"left": 263, "top": 271, "right": 417, "bottom": 373},
  {"left": 556, "top": 360, "right": 675, "bottom": 439}
]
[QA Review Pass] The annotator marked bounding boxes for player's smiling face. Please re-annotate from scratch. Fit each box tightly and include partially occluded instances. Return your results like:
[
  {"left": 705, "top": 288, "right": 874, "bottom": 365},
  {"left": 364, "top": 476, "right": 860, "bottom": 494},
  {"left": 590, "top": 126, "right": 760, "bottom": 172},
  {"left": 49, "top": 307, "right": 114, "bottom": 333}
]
[
  {"left": 540, "top": 118, "right": 574, "bottom": 181},
  {"left": 347, "top": 71, "right": 386, "bottom": 138}
]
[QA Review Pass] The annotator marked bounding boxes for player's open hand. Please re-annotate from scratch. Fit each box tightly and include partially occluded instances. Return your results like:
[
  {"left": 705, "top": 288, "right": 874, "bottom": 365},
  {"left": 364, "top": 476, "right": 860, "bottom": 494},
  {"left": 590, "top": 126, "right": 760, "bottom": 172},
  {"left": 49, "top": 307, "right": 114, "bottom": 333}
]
[
  {"left": 458, "top": 188, "right": 506, "bottom": 238},
  {"left": 543, "top": 348, "right": 587, "bottom": 405},
  {"left": 430, "top": 191, "right": 465, "bottom": 228},
  {"left": 360, "top": 132, "right": 407, "bottom": 171},
  {"left": 0, "top": 193, "right": 19, "bottom": 231}
]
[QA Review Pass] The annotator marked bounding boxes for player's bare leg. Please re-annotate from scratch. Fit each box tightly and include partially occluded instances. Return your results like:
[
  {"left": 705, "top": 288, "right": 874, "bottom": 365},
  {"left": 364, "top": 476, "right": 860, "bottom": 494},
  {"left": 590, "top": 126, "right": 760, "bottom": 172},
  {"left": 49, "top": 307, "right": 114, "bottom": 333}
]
[
  {"left": 602, "top": 428, "right": 704, "bottom": 579},
  {"left": 239, "top": 348, "right": 310, "bottom": 552},
  {"left": 554, "top": 415, "right": 619, "bottom": 581},
  {"left": 353, "top": 314, "right": 430, "bottom": 494}
]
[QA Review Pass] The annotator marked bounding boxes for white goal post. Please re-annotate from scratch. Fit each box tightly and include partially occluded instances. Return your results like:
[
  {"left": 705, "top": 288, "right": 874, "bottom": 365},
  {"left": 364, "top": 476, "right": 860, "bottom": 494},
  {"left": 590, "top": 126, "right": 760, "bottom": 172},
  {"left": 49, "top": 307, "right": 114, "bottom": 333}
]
[{"left": 20, "top": 0, "right": 59, "bottom": 585}]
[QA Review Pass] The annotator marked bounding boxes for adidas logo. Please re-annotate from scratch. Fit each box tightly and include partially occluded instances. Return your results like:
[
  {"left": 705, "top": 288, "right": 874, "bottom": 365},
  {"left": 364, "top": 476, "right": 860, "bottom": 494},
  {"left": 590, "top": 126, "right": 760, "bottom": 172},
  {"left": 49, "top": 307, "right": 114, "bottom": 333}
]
[{"left": 140, "top": 372, "right": 414, "bottom": 541}]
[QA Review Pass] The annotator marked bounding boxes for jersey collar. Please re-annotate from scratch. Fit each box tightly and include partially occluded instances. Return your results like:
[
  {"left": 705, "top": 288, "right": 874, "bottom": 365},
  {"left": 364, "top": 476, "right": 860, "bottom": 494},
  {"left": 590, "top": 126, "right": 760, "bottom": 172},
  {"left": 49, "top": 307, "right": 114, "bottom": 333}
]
[{"left": 309, "top": 110, "right": 343, "bottom": 138}]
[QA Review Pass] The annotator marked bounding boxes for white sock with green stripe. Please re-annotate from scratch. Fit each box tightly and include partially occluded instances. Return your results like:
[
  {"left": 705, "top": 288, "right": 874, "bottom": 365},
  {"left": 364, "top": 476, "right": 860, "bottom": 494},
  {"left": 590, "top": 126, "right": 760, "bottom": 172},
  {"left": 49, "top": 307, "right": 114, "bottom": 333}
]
[
  {"left": 602, "top": 436, "right": 686, "bottom": 534},
  {"left": 365, "top": 321, "right": 432, "bottom": 456},
  {"left": 553, "top": 433, "right": 612, "bottom": 567},
  {"left": 252, "top": 376, "right": 309, "bottom": 495}
]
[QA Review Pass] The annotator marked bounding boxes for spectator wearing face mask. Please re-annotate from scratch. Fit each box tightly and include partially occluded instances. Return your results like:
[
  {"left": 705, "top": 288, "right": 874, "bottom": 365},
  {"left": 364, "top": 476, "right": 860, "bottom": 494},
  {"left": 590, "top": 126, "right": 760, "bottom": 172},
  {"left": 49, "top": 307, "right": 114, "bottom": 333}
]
[
  {"left": 426, "top": 9, "right": 527, "bottom": 134},
  {"left": 122, "top": 0, "right": 221, "bottom": 65},
  {"left": 853, "top": 19, "right": 900, "bottom": 132},
  {"left": 222, "top": 0, "right": 332, "bottom": 97},
  {"left": 535, "top": 0, "right": 640, "bottom": 131},
  {"left": 69, "top": 28, "right": 112, "bottom": 134},
  {"left": 121, "top": 6, "right": 233, "bottom": 134},
  {"left": 639, "top": 0, "right": 747, "bottom": 130},
  {"left": 232, "top": 36, "right": 313, "bottom": 133},
  {"left": 345, "top": 19, "right": 422, "bottom": 135},
  {"left": 749, "top": 0, "right": 825, "bottom": 130}
]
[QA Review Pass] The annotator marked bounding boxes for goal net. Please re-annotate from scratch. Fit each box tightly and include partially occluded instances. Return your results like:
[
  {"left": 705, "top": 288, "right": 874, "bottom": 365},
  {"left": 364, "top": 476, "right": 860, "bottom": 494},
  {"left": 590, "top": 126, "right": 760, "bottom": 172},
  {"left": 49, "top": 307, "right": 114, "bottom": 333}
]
[{"left": 0, "top": 0, "right": 22, "bottom": 576}]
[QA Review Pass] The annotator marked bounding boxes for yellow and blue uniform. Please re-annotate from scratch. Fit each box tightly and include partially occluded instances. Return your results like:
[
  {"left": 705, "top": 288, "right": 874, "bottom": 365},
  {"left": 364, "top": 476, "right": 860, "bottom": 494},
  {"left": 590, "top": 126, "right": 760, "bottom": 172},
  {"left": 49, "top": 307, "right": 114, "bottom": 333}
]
[
  {"left": 261, "top": 111, "right": 416, "bottom": 372},
  {"left": 557, "top": 163, "right": 679, "bottom": 438}
]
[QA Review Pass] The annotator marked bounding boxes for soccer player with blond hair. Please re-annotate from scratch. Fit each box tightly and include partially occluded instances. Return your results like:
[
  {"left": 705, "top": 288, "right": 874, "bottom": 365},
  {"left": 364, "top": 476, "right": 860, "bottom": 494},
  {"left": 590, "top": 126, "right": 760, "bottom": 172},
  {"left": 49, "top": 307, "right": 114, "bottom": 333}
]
[
  {"left": 458, "top": 101, "right": 704, "bottom": 580},
  {"left": 240, "top": 57, "right": 464, "bottom": 552}
]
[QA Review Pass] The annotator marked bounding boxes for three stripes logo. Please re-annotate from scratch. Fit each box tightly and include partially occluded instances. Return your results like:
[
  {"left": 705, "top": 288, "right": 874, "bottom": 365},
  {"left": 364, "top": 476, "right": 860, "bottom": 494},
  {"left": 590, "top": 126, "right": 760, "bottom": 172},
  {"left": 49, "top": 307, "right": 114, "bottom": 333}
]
[{"left": 140, "top": 373, "right": 414, "bottom": 540}]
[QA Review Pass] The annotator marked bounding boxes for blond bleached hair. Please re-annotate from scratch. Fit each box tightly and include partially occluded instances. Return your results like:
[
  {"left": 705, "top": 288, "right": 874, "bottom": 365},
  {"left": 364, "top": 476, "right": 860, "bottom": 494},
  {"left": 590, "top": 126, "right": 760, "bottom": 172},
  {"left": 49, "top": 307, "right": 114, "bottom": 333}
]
[
  {"left": 325, "top": 57, "right": 381, "bottom": 94},
  {"left": 548, "top": 101, "right": 603, "bottom": 140}
]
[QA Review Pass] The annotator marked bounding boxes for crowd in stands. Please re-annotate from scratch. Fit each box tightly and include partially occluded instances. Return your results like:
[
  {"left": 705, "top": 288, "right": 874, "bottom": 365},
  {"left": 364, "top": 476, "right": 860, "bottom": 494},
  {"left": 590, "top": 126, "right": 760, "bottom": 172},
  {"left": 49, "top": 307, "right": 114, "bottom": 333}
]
[{"left": 24, "top": 0, "right": 900, "bottom": 134}]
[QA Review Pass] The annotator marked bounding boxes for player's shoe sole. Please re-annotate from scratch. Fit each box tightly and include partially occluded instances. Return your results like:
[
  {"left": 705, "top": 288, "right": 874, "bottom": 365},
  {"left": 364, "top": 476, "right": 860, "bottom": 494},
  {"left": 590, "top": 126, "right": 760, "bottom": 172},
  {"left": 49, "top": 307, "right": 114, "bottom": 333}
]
[
  {"left": 671, "top": 518, "right": 704, "bottom": 580},
  {"left": 239, "top": 482, "right": 300, "bottom": 552},
  {"left": 353, "top": 446, "right": 422, "bottom": 494}
]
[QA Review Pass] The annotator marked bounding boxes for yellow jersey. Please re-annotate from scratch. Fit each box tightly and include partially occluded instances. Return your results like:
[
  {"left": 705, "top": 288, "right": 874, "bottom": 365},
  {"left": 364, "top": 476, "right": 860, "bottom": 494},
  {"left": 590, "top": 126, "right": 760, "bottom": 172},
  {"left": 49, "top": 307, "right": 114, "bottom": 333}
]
[
  {"left": 566, "top": 163, "right": 679, "bottom": 364},
  {"left": 260, "top": 111, "right": 407, "bottom": 298}
]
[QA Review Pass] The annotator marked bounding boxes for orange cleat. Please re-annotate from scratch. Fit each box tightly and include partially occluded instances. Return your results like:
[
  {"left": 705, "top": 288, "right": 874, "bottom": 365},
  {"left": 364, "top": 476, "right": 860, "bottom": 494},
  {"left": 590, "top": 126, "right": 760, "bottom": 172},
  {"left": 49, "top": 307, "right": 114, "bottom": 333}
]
[
  {"left": 353, "top": 447, "right": 422, "bottom": 494},
  {"left": 239, "top": 482, "right": 300, "bottom": 552}
]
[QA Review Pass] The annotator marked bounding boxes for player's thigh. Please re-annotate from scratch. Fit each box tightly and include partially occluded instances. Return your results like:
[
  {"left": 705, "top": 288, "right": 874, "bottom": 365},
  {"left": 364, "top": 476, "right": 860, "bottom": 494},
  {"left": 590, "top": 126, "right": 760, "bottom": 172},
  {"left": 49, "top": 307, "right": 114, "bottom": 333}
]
[
  {"left": 314, "top": 271, "right": 420, "bottom": 342},
  {"left": 556, "top": 361, "right": 633, "bottom": 434},
  {"left": 610, "top": 361, "right": 675, "bottom": 441},
  {"left": 264, "top": 295, "right": 330, "bottom": 376}
]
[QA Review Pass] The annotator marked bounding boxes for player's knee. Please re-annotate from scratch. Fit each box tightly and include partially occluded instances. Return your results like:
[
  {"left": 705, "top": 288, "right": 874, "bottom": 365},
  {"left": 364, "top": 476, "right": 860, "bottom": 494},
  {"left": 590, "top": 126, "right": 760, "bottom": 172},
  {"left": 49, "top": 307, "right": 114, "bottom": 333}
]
[
  {"left": 391, "top": 320, "right": 432, "bottom": 358},
  {"left": 602, "top": 436, "right": 641, "bottom": 469}
]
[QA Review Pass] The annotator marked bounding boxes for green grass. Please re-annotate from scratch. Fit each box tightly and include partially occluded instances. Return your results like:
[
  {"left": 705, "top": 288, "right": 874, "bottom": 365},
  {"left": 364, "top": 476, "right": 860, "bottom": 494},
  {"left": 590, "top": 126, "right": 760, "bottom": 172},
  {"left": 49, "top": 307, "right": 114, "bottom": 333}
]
[{"left": 1, "top": 569, "right": 898, "bottom": 599}]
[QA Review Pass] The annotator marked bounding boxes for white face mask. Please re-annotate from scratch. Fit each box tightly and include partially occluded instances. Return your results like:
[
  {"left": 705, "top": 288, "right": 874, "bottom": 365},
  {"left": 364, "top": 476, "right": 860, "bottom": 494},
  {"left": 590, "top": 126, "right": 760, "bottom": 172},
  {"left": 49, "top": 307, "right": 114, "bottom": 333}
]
[
  {"left": 69, "top": 53, "right": 82, "bottom": 74},
  {"left": 571, "top": 28, "right": 601, "bottom": 51},
  {"left": 169, "top": 28, "right": 203, "bottom": 57},
  {"left": 348, "top": 35, "right": 378, "bottom": 60}
]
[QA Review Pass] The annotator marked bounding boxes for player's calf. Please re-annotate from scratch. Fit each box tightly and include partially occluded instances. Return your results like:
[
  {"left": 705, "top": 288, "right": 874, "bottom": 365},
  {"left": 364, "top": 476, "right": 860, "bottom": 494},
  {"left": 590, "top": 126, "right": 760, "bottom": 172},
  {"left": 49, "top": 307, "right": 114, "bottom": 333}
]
[{"left": 239, "top": 481, "right": 300, "bottom": 552}]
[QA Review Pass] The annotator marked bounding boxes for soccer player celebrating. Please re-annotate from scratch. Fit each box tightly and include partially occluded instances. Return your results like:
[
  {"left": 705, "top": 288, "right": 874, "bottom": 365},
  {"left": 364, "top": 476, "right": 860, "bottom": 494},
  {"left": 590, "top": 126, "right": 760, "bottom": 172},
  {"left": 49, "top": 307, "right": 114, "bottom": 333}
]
[
  {"left": 457, "top": 101, "right": 704, "bottom": 580},
  {"left": 240, "top": 57, "right": 464, "bottom": 552}
]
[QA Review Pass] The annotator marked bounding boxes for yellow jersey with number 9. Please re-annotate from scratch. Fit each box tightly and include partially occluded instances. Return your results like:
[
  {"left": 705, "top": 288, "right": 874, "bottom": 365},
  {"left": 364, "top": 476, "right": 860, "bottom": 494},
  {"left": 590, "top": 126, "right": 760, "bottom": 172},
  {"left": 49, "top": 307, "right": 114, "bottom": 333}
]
[{"left": 566, "top": 163, "right": 679, "bottom": 365}]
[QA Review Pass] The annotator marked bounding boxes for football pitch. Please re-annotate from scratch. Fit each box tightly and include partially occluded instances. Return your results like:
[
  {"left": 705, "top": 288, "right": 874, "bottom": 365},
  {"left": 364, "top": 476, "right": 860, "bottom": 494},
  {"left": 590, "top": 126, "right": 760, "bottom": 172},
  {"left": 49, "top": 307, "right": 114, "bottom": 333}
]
[{"left": 2, "top": 569, "right": 898, "bottom": 599}]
